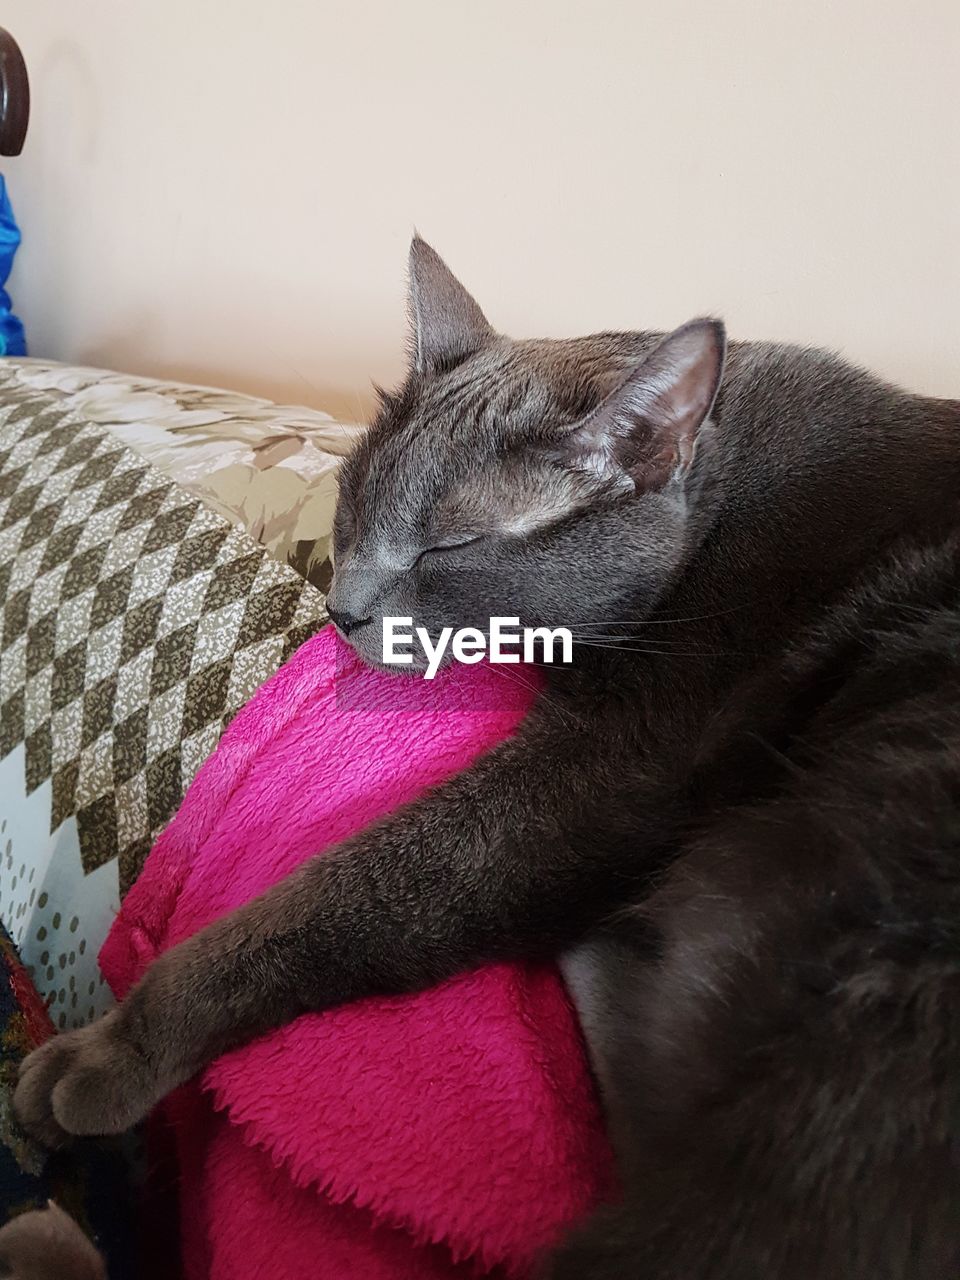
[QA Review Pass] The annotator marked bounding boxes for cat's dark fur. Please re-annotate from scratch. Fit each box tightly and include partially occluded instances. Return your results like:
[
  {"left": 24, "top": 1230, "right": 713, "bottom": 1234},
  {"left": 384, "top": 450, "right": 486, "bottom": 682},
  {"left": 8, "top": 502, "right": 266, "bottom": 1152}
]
[{"left": 15, "top": 239, "right": 960, "bottom": 1278}]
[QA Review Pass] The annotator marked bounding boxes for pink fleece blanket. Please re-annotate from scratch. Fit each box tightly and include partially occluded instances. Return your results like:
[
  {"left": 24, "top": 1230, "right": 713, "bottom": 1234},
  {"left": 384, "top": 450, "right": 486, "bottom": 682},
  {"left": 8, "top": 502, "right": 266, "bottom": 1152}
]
[{"left": 101, "top": 628, "right": 613, "bottom": 1280}]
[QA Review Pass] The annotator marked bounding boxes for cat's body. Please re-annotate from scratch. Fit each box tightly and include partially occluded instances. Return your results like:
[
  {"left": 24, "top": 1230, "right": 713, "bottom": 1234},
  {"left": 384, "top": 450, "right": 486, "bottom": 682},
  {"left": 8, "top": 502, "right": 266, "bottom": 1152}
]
[
  {"left": 14, "top": 240, "right": 960, "bottom": 1278},
  {"left": 555, "top": 531, "right": 960, "bottom": 1277}
]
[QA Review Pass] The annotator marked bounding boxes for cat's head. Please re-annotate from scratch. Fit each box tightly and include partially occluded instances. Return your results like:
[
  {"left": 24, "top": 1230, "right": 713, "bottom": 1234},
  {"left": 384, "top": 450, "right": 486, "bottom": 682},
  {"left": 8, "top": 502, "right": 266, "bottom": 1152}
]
[{"left": 328, "top": 237, "right": 725, "bottom": 671}]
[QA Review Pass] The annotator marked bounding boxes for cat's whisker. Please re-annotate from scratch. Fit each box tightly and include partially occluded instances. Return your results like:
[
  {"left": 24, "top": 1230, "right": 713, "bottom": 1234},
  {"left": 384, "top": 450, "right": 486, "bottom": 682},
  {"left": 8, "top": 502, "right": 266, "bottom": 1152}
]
[
  {"left": 563, "top": 602, "right": 759, "bottom": 628},
  {"left": 485, "top": 661, "right": 582, "bottom": 730},
  {"left": 570, "top": 632, "right": 702, "bottom": 643},
  {"left": 568, "top": 638, "right": 753, "bottom": 658}
]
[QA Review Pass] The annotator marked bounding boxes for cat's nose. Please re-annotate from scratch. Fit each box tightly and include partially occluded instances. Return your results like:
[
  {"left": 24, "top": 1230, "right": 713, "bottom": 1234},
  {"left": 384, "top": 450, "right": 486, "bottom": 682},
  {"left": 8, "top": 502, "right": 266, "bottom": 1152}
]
[{"left": 328, "top": 606, "right": 371, "bottom": 637}]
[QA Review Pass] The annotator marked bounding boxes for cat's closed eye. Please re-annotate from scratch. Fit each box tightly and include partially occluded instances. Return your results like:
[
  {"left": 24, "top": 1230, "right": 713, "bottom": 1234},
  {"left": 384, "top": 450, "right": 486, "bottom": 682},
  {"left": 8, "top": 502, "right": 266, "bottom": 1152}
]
[{"left": 415, "top": 535, "right": 482, "bottom": 564}]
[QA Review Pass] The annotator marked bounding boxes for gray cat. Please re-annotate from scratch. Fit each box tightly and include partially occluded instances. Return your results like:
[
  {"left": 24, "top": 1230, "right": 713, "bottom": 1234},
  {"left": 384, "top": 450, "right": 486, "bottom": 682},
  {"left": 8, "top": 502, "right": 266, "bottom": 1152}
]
[{"left": 15, "top": 239, "right": 960, "bottom": 1278}]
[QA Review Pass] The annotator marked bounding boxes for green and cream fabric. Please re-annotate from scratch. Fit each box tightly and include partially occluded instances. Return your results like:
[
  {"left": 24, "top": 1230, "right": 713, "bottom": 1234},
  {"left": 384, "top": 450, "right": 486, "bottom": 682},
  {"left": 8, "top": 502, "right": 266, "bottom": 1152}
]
[
  {"left": 0, "top": 363, "right": 347, "bottom": 1026},
  {"left": 1, "top": 361, "right": 364, "bottom": 592}
]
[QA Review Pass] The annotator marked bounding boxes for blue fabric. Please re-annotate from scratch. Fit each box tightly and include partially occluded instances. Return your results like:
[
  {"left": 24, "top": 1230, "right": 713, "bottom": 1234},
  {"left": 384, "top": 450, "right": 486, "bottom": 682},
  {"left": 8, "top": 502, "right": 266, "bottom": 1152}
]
[{"left": 0, "top": 175, "right": 26, "bottom": 357}]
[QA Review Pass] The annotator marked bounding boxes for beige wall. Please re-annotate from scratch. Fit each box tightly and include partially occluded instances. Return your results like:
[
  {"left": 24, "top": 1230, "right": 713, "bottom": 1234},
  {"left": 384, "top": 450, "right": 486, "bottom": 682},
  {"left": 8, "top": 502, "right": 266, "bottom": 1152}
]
[{"left": 3, "top": 1, "right": 958, "bottom": 423}]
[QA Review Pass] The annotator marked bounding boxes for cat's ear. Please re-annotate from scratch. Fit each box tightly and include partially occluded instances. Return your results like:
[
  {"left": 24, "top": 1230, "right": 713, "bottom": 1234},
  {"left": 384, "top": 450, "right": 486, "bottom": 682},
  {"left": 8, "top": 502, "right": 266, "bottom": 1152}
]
[
  {"left": 563, "top": 318, "right": 726, "bottom": 491},
  {"left": 407, "top": 236, "right": 494, "bottom": 375}
]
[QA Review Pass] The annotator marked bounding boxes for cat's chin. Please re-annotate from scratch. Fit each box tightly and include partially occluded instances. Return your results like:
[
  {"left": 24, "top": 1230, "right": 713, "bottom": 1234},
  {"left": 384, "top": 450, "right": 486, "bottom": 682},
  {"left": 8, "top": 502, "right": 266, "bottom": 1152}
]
[{"left": 341, "top": 642, "right": 438, "bottom": 679}]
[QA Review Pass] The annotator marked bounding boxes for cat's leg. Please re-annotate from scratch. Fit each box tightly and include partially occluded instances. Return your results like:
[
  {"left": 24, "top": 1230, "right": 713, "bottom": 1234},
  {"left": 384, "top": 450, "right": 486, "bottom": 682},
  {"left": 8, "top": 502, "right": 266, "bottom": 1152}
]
[
  {"left": 15, "top": 721, "right": 676, "bottom": 1142},
  {"left": 554, "top": 743, "right": 960, "bottom": 1280},
  {"left": 546, "top": 973, "right": 960, "bottom": 1279},
  {"left": 539, "top": 1204, "right": 648, "bottom": 1280},
  {"left": 543, "top": 1014, "right": 960, "bottom": 1280}
]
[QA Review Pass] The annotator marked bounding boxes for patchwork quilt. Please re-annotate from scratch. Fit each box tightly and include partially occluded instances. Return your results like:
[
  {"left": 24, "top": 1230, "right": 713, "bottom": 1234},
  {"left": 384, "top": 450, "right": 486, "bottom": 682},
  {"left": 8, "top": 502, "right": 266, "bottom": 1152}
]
[{"left": 0, "top": 360, "right": 352, "bottom": 1033}]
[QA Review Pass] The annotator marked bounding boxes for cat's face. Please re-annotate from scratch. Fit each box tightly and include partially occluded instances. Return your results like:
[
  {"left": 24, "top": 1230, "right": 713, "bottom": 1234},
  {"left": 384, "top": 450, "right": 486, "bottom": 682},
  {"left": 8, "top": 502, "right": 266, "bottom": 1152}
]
[{"left": 329, "top": 238, "right": 725, "bottom": 672}]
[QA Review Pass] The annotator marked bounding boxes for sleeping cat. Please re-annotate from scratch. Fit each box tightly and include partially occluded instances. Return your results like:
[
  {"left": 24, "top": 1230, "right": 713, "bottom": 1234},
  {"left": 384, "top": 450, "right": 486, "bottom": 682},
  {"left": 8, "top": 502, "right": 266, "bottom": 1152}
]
[{"left": 15, "top": 238, "right": 960, "bottom": 1278}]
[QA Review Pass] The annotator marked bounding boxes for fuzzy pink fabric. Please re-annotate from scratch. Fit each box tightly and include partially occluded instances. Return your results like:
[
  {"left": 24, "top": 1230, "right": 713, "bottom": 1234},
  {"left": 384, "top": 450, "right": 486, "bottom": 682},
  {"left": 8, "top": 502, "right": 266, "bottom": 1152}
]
[{"left": 101, "top": 627, "right": 614, "bottom": 1280}]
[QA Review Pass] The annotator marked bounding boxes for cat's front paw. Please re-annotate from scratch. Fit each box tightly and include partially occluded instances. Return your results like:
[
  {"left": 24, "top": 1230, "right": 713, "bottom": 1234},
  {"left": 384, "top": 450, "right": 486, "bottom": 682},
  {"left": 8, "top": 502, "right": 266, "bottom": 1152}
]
[{"left": 14, "top": 1010, "right": 160, "bottom": 1146}]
